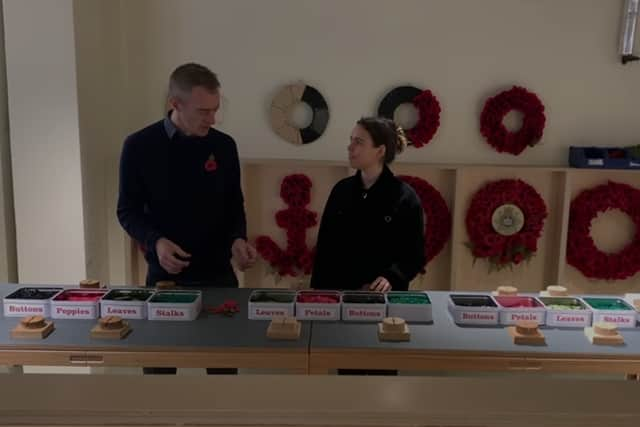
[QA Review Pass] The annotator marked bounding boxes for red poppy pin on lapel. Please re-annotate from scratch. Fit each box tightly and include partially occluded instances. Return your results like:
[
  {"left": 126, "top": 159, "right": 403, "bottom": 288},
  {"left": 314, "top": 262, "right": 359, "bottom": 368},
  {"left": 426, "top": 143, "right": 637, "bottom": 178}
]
[{"left": 204, "top": 153, "right": 217, "bottom": 172}]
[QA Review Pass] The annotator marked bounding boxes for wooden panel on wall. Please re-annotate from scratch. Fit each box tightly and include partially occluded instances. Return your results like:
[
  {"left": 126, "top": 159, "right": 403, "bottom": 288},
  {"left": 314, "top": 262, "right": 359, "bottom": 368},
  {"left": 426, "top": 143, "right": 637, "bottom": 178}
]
[
  {"left": 393, "top": 164, "right": 456, "bottom": 291},
  {"left": 543, "top": 171, "right": 571, "bottom": 287},
  {"left": 242, "top": 160, "right": 349, "bottom": 289},
  {"left": 127, "top": 161, "right": 640, "bottom": 294},
  {"left": 451, "top": 166, "right": 565, "bottom": 292},
  {"left": 564, "top": 170, "right": 640, "bottom": 295}
]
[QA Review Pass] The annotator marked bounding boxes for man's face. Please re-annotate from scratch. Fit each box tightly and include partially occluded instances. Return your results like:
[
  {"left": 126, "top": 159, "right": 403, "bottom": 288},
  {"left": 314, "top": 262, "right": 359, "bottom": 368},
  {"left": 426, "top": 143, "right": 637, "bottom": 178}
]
[{"left": 172, "top": 86, "right": 220, "bottom": 137}]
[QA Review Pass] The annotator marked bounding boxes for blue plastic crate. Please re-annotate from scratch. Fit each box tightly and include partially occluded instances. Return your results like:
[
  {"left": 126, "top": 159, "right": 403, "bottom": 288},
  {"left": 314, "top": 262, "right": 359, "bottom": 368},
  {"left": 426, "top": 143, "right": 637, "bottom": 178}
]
[{"left": 569, "top": 146, "right": 640, "bottom": 170}]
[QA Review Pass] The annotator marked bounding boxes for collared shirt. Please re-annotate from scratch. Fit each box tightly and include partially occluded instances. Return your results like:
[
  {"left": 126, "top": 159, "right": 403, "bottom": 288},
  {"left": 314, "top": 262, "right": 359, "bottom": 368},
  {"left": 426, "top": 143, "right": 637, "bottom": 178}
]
[
  {"left": 163, "top": 111, "right": 188, "bottom": 140},
  {"left": 163, "top": 113, "right": 179, "bottom": 139}
]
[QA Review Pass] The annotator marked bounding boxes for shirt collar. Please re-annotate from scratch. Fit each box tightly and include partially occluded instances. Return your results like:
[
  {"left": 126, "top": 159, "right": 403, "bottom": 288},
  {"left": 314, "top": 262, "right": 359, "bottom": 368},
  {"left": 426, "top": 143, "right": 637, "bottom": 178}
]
[
  {"left": 163, "top": 111, "right": 179, "bottom": 140},
  {"left": 355, "top": 165, "right": 395, "bottom": 196},
  {"left": 164, "top": 110, "right": 208, "bottom": 141}
]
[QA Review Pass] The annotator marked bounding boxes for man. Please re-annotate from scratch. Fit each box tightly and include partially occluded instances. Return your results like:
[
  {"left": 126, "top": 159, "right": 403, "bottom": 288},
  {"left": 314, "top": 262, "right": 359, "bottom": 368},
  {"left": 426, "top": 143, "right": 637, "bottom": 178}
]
[
  {"left": 117, "top": 63, "right": 256, "bottom": 374},
  {"left": 118, "top": 62, "right": 256, "bottom": 287}
]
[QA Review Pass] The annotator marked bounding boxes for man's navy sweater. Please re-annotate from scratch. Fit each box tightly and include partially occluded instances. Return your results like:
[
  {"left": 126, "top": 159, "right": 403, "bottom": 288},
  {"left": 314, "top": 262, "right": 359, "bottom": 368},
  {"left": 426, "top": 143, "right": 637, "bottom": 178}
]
[{"left": 117, "top": 117, "right": 246, "bottom": 285}]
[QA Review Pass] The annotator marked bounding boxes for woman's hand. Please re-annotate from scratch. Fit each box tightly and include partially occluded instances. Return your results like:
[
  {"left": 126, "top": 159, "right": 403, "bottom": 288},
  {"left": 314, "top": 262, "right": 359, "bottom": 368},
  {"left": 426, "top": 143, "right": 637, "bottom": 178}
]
[{"left": 368, "top": 276, "right": 392, "bottom": 293}]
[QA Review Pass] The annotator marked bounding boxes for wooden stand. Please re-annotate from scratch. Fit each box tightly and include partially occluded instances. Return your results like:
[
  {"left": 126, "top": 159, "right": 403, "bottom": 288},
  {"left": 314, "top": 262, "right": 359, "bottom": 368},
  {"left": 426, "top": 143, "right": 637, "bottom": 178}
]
[
  {"left": 155, "top": 280, "right": 177, "bottom": 290},
  {"left": 540, "top": 285, "right": 569, "bottom": 297},
  {"left": 91, "top": 316, "right": 131, "bottom": 339},
  {"left": 492, "top": 285, "right": 518, "bottom": 297},
  {"left": 507, "top": 321, "right": 545, "bottom": 345},
  {"left": 79, "top": 279, "right": 101, "bottom": 289},
  {"left": 11, "top": 316, "right": 54, "bottom": 339},
  {"left": 266, "top": 316, "right": 301, "bottom": 340},
  {"left": 585, "top": 322, "right": 624, "bottom": 345},
  {"left": 378, "top": 317, "right": 410, "bottom": 342}
]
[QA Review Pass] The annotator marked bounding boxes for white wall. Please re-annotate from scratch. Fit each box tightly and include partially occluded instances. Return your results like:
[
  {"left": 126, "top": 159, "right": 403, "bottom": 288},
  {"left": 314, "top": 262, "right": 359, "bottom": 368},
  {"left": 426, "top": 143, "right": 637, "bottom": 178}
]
[
  {"left": 4, "top": 0, "right": 639, "bottom": 284},
  {"left": 73, "top": 0, "right": 128, "bottom": 285},
  {"left": 115, "top": 0, "right": 640, "bottom": 166},
  {"left": 3, "top": 0, "right": 86, "bottom": 283},
  {"left": 89, "top": 0, "right": 640, "bottom": 283}
]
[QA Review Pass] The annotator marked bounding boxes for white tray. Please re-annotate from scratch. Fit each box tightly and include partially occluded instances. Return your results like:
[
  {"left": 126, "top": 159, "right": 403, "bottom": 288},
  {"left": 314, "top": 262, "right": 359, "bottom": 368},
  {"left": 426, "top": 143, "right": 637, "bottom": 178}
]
[
  {"left": 3, "top": 287, "right": 62, "bottom": 317},
  {"left": 100, "top": 288, "right": 155, "bottom": 319},
  {"left": 386, "top": 292, "right": 432, "bottom": 323},
  {"left": 341, "top": 292, "right": 386, "bottom": 322},
  {"left": 295, "top": 291, "right": 341, "bottom": 321},
  {"left": 582, "top": 297, "right": 636, "bottom": 329},
  {"left": 539, "top": 297, "right": 592, "bottom": 328},
  {"left": 448, "top": 294, "right": 499, "bottom": 325},
  {"left": 494, "top": 296, "right": 546, "bottom": 326},
  {"left": 51, "top": 289, "right": 108, "bottom": 319}
]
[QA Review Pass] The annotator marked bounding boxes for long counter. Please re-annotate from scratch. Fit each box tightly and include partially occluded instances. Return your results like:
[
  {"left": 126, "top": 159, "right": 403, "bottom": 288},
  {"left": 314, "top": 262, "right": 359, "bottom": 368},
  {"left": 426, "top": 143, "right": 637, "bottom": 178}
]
[{"left": 2, "top": 284, "right": 640, "bottom": 376}]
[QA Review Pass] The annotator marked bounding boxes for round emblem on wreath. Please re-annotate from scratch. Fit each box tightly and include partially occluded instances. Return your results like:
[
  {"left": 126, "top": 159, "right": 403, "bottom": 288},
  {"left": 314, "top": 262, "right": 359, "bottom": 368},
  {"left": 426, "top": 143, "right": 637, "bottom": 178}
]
[{"left": 491, "top": 204, "right": 525, "bottom": 236}]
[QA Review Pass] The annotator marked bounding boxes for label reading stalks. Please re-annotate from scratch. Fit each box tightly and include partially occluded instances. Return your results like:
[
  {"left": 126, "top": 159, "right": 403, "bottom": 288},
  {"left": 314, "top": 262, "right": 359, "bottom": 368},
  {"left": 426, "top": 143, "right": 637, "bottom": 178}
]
[
  {"left": 594, "top": 313, "right": 636, "bottom": 327},
  {"left": 153, "top": 308, "right": 187, "bottom": 319}
]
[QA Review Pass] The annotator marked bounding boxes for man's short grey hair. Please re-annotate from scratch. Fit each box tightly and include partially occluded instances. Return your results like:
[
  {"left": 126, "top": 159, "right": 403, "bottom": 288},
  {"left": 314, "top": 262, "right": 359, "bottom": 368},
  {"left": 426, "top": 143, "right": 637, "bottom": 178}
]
[{"left": 168, "top": 63, "right": 220, "bottom": 98}]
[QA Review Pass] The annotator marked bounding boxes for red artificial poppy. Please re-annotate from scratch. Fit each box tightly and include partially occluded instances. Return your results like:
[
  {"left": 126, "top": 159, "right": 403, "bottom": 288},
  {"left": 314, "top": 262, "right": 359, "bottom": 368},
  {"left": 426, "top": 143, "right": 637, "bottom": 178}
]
[{"left": 204, "top": 154, "right": 217, "bottom": 172}]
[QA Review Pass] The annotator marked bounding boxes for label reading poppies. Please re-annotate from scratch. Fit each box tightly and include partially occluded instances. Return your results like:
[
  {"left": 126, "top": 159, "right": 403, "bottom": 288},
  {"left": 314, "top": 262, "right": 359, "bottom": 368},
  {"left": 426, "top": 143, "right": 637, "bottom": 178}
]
[{"left": 53, "top": 305, "right": 96, "bottom": 319}]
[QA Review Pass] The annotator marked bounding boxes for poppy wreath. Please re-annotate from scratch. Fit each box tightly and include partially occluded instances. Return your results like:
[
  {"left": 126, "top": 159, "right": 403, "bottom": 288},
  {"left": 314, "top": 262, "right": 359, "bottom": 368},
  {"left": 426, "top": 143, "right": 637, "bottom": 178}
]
[
  {"left": 566, "top": 181, "right": 640, "bottom": 280},
  {"left": 465, "top": 179, "right": 548, "bottom": 272},
  {"left": 480, "top": 86, "right": 545, "bottom": 155},
  {"left": 398, "top": 175, "right": 451, "bottom": 271},
  {"left": 255, "top": 174, "right": 317, "bottom": 277},
  {"left": 377, "top": 86, "right": 441, "bottom": 148}
]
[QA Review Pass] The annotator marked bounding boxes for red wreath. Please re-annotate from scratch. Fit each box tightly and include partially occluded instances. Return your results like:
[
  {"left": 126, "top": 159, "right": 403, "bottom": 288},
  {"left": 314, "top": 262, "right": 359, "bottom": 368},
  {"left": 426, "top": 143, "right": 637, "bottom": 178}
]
[
  {"left": 408, "top": 90, "right": 441, "bottom": 148},
  {"left": 480, "top": 86, "right": 545, "bottom": 156},
  {"left": 465, "top": 179, "right": 548, "bottom": 271},
  {"left": 255, "top": 174, "right": 317, "bottom": 277},
  {"left": 566, "top": 181, "right": 640, "bottom": 280},
  {"left": 398, "top": 175, "right": 451, "bottom": 270}
]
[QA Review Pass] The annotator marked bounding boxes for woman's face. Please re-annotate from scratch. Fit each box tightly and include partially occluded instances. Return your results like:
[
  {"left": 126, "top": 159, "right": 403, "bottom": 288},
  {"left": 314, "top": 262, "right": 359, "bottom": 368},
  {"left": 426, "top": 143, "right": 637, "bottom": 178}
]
[{"left": 348, "top": 125, "right": 385, "bottom": 170}]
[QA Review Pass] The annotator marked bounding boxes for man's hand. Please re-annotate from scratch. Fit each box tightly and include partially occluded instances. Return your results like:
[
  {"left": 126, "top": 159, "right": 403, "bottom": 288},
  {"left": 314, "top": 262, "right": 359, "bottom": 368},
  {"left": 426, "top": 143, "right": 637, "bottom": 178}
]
[
  {"left": 156, "top": 237, "right": 191, "bottom": 274},
  {"left": 232, "top": 238, "right": 257, "bottom": 271}
]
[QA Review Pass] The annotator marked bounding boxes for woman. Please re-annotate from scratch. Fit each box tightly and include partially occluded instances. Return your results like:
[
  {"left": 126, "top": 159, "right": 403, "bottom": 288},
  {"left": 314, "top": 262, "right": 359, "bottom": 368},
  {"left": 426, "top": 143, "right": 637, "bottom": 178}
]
[{"left": 310, "top": 117, "right": 425, "bottom": 292}]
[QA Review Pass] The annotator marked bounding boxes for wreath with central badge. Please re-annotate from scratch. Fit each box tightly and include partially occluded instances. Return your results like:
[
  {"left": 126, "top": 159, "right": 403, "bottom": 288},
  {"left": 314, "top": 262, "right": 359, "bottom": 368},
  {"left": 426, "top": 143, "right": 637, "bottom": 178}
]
[{"left": 465, "top": 179, "right": 548, "bottom": 272}]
